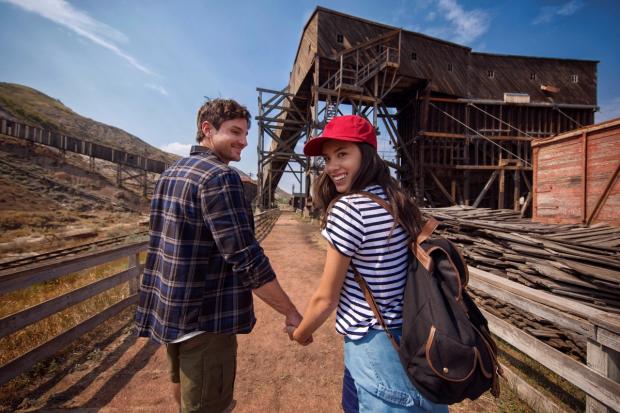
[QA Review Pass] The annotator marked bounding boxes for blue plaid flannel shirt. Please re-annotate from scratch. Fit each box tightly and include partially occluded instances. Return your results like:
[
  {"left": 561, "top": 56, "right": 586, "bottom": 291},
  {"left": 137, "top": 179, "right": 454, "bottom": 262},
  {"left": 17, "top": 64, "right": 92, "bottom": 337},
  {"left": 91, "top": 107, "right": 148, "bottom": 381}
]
[{"left": 135, "top": 145, "right": 276, "bottom": 343}]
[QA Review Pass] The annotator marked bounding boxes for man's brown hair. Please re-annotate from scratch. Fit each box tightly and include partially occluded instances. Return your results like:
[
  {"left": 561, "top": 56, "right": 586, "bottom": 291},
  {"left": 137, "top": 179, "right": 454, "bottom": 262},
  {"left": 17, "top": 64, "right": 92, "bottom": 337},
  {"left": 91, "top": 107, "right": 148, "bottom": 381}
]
[{"left": 195, "top": 99, "right": 251, "bottom": 143}]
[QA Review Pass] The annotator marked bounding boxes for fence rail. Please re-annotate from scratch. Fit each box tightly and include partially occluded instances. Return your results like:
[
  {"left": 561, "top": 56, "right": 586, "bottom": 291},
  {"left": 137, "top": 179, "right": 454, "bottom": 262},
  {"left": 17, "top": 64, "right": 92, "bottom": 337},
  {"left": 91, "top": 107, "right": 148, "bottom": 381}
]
[
  {"left": 469, "top": 267, "right": 620, "bottom": 412},
  {"left": 0, "top": 208, "right": 281, "bottom": 386}
]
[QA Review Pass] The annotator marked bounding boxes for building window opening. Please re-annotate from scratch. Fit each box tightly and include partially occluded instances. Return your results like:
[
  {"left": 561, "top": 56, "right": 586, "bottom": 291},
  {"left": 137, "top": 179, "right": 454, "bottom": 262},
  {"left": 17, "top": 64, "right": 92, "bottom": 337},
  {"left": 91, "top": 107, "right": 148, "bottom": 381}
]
[{"left": 337, "top": 34, "right": 343, "bottom": 43}]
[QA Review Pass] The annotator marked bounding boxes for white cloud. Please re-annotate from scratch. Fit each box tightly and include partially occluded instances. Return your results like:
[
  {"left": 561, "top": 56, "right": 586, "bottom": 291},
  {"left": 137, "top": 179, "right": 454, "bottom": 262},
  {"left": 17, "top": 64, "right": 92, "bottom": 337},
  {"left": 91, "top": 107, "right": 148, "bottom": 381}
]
[
  {"left": 597, "top": 97, "right": 620, "bottom": 123},
  {"left": 436, "top": 0, "right": 491, "bottom": 44},
  {"left": 1, "top": 0, "right": 154, "bottom": 75},
  {"left": 533, "top": 0, "right": 585, "bottom": 25},
  {"left": 145, "top": 83, "right": 168, "bottom": 96},
  {"left": 160, "top": 142, "right": 192, "bottom": 157}
]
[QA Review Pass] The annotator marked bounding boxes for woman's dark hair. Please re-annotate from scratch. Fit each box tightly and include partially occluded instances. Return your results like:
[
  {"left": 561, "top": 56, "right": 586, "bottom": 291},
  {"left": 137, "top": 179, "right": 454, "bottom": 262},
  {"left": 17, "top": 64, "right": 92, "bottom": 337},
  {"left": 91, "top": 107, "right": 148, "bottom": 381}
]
[{"left": 314, "top": 143, "right": 423, "bottom": 243}]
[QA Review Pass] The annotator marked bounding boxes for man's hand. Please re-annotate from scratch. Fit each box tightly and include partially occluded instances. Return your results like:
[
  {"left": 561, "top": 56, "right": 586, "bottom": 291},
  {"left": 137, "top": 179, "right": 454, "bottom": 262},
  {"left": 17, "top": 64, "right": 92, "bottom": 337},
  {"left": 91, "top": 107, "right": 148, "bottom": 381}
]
[{"left": 284, "top": 309, "right": 302, "bottom": 340}]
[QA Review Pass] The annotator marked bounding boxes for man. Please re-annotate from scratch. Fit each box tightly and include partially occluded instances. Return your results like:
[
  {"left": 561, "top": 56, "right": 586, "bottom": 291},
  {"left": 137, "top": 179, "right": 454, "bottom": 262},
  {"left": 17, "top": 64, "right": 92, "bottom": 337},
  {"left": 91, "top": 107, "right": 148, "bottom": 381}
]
[{"left": 135, "top": 98, "right": 303, "bottom": 413}]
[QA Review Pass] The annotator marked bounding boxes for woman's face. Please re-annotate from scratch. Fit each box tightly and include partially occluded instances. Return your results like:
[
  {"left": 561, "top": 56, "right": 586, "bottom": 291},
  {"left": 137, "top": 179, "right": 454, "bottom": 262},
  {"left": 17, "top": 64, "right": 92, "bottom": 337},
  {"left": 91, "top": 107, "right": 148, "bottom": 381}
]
[{"left": 322, "top": 140, "right": 363, "bottom": 193}]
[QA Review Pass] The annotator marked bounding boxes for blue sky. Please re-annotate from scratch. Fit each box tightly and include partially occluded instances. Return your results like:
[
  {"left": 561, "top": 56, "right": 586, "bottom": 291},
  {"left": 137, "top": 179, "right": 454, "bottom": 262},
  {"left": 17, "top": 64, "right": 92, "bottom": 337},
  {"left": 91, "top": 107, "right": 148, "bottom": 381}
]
[{"left": 1, "top": 0, "right": 619, "bottom": 193}]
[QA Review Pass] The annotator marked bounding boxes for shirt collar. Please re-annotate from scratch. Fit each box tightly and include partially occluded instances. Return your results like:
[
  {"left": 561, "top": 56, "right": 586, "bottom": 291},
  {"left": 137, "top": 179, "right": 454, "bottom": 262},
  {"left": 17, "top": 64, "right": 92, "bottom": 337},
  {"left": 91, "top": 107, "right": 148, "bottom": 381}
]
[{"left": 190, "top": 145, "right": 213, "bottom": 156}]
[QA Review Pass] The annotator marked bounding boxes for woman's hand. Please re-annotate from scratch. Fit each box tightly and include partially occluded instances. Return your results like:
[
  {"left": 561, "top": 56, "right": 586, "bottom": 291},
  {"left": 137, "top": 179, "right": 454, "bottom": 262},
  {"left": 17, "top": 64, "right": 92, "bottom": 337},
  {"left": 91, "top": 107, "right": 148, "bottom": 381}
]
[{"left": 284, "top": 325, "right": 313, "bottom": 345}]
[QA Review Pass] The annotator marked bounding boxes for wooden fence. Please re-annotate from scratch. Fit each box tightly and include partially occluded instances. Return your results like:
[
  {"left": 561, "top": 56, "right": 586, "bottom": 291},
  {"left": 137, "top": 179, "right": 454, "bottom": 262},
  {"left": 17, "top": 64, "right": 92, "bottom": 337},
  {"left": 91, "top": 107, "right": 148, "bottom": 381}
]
[
  {"left": 0, "top": 209, "right": 281, "bottom": 387},
  {"left": 469, "top": 267, "right": 620, "bottom": 413}
]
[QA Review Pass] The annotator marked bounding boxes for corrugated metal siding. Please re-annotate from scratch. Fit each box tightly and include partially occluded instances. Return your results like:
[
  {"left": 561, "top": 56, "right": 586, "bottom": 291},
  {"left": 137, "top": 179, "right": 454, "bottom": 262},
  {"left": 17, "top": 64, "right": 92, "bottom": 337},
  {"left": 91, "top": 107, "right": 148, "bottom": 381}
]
[{"left": 532, "top": 119, "right": 620, "bottom": 226}]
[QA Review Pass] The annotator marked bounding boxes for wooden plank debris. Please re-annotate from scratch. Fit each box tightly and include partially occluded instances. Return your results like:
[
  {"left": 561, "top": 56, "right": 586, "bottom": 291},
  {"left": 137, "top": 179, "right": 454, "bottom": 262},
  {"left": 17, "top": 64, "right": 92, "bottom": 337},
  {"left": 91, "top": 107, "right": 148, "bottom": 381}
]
[{"left": 423, "top": 206, "right": 620, "bottom": 314}]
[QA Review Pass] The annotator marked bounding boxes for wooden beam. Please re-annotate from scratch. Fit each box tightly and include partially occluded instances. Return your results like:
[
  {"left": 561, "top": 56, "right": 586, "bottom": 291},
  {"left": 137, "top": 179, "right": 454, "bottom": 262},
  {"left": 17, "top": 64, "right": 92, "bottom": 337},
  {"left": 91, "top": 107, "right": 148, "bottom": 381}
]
[
  {"left": 586, "top": 338, "right": 620, "bottom": 413},
  {"left": 499, "top": 362, "right": 568, "bottom": 413},
  {"left": 586, "top": 162, "right": 620, "bottom": 226},
  {"left": 520, "top": 191, "right": 532, "bottom": 218},
  {"left": 419, "top": 131, "right": 533, "bottom": 141},
  {"left": 483, "top": 309, "right": 620, "bottom": 411},
  {"left": 498, "top": 165, "right": 506, "bottom": 209},
  {"left": 0, "top": 242, "right": 147, "bottom": 295},
  {"left": 468, "top": 279, "right": 594, "bottom": 338},
  {"left": 423, "top": 163, "right": 532, "bottom": 171},
  {"left": 0, "top": 266, "right": 140, "bottom": 339},
  {"left": 0, "top": 295, "right": 137, "bottom": 386},
  {"left": 472, "top": 169, "right": 499, "bottom": 208},
  {"left": 469, "top": 267, "right": 620, "bottom": 333},
  {"left": 428, "top": 170, "right": 456, "bottom": 205},
  {"left": 582, "top": 132, "right": 588, "bottom": 223}
]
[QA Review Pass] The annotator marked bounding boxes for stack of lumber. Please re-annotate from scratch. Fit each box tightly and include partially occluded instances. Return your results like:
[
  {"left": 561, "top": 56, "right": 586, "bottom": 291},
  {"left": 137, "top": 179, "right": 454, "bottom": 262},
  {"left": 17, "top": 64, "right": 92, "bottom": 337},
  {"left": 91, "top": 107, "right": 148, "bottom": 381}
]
[{"left": 422, "top": 206, "right": 620, "bottom": 314}]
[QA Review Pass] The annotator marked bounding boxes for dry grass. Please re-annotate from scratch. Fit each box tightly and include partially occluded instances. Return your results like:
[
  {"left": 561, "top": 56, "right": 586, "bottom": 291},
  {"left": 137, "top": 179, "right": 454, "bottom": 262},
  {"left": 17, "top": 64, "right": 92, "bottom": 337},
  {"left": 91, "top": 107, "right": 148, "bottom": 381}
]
[
  {"left": 0, "top": 253, "right": 145, "bottom": 367},
  {"left": 497, "top": 337, "right": 585, "bottom": 412}
]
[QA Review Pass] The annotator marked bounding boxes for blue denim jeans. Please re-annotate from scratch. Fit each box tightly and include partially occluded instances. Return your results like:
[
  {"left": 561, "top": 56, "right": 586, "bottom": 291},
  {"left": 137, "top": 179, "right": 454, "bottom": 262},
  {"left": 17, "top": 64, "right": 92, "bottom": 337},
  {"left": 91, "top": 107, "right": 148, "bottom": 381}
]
[{"left": 343, "top": 328, "right": 449, "bottom": 413}]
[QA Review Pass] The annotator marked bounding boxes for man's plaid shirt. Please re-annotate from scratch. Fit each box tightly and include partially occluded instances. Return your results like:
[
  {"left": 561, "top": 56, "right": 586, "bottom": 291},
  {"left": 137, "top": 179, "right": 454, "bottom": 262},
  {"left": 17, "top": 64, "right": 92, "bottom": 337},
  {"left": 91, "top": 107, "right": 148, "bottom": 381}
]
[{"left": 135, "top": 146, "right": 276, "bottom": 343}]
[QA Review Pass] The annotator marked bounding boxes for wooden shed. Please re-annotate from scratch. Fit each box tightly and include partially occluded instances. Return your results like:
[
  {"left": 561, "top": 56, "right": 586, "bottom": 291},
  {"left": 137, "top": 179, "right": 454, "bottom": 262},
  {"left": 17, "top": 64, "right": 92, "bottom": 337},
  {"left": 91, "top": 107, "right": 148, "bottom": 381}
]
[{"left": 532, "top": 117, "right": 620, "bottom": 226}]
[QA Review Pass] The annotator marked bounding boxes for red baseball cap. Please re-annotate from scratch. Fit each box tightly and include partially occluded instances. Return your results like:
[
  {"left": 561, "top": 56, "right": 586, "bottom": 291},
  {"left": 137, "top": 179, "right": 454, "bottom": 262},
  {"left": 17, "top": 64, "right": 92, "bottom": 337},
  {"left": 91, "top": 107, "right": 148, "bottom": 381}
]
[{"left": 303, "top": 115, "right": 377, "bottom": 156}]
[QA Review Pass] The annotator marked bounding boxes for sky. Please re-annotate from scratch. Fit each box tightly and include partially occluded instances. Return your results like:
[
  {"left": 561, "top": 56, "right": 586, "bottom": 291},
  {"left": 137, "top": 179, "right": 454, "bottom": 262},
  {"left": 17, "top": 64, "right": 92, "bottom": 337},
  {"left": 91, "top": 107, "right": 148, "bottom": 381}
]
[{"left": 1, "top": 0, "right": 619, "bottom": 193}]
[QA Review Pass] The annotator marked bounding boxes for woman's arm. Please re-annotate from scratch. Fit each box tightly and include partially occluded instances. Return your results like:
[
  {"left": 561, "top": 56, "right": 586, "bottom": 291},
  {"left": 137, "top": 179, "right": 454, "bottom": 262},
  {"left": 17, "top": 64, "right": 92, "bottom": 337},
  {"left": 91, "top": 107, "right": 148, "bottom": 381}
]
[{"left": 292, "top": 242, "right": 351, "bottom": 344}]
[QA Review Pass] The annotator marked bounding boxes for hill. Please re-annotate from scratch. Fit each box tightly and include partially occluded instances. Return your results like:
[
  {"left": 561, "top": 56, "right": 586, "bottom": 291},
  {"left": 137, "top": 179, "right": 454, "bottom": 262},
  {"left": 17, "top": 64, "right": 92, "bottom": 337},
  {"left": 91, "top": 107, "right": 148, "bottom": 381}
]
[
  {"left": 0, "top": 83, "right": 181, "bottom": 258},
  {"left": 0, "top": 82, "right": 178, "bottom": 164}
]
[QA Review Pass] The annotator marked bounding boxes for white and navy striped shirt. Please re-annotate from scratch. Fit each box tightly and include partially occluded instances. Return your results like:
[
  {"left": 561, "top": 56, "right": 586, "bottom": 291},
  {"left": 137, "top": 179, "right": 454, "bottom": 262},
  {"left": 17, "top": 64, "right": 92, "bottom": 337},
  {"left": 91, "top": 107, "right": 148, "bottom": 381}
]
[{"left": 322, "top": 185, "right": 409, "bottom": 340}]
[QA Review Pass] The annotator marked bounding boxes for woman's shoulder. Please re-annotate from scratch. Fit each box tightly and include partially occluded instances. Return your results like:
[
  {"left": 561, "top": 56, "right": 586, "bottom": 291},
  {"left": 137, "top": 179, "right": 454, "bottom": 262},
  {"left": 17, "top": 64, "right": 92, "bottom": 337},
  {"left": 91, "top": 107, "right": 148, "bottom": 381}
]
[{"left": 329, "top": 186, "right": 388, "bottom": 219}]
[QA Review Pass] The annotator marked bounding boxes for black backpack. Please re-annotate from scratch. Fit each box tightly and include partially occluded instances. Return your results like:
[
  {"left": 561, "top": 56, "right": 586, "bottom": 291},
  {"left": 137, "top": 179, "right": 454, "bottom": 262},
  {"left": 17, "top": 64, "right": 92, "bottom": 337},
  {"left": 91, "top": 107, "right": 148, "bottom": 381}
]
[{"left": 343, "top": 192, "right": 501, "bottom": 405}]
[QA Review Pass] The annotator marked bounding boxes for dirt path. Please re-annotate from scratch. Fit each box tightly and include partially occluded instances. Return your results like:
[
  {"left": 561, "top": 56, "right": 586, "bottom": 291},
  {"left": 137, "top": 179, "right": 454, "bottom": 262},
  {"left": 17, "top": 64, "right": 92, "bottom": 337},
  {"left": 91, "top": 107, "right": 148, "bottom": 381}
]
[{"left": 12, "top": 212, "right": 519, "bottom": 412}]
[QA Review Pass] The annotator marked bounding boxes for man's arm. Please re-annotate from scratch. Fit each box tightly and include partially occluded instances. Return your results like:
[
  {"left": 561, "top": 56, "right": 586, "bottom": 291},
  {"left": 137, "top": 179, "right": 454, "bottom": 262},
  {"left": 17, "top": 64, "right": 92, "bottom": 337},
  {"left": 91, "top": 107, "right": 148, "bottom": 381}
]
[
  {"left": 253, "top": 278, "right": 302, "bottom": 329},
  {"left": 200, "top": 170, "right": 303, "bottom": 330}
]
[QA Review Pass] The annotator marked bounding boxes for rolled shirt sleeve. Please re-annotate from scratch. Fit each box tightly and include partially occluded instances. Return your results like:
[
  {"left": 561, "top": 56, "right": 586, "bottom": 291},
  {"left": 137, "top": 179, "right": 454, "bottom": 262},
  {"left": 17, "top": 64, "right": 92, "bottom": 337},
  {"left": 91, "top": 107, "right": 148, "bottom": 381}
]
[{"left": 200, "top": 170, "right": 276, "bottom": 289}]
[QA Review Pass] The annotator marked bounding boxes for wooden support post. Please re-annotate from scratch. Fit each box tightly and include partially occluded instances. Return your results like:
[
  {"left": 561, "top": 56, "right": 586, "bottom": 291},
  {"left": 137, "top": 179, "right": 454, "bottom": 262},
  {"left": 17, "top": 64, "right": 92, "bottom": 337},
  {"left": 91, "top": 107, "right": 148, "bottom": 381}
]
[
  {"left": 451, "top": 173, "right": 457, "bottom": 204},
  {"left": 586, "top": 338, "right": 620, "bottom": 413},
  {"left": 514, "top": 164, "right": 521, "bottom": 211},
  {"left": 128, "top": 253, "right": 139, "bottom": 295},
  {"left": 498, "top": 161, "right": 506, "bottom": 210},
  {"left": 586, "top": 163, "right": 620, "bottom": 226},
  {"left": 428, "top": 170, "right": 456, "bottom": 206},
  {"left": 473, "top": 169, "right": 499, "bottom": 208},
  {"left": 520, "top": 191, "right": 532, "bottom": 218},
  {"left": 582, "top": 131, "right": 588, "bottom": 223}
]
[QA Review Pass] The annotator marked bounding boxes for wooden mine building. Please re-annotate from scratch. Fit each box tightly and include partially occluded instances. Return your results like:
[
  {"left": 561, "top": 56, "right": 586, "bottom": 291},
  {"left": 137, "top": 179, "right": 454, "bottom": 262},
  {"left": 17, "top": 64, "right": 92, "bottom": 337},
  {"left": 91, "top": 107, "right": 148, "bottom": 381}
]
[{"left": 256, "top": 7, "right": 598, "bottom": 211}]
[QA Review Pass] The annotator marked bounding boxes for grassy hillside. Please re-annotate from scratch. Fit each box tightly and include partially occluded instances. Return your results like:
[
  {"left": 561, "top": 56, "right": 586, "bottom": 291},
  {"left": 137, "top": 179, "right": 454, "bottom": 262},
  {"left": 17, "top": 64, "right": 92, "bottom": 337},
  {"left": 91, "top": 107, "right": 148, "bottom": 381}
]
[{"left": 0, "top": 82, "right": 178, "bottom": 164}]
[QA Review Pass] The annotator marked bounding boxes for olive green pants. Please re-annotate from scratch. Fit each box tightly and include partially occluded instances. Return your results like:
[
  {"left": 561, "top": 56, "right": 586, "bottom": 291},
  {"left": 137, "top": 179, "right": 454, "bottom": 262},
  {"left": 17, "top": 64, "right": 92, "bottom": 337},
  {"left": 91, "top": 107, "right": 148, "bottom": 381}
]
[{"left": 167, "top": 333, "right": 237, "bottom": 413}]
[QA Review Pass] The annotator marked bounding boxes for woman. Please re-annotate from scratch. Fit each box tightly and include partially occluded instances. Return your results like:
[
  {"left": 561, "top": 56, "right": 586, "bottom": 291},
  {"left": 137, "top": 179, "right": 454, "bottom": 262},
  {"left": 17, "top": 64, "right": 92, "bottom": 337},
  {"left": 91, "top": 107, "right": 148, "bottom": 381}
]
[{"left": 291, "top": 115, "right": 448, "bottom": 413}]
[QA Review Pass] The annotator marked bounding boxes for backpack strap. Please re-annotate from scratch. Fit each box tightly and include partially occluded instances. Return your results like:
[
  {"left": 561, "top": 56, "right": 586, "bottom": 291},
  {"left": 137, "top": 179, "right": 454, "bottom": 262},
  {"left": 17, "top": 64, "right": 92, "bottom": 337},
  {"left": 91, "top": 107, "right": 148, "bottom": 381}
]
[
  {"left": 414, "top": 218, "right": 438, "bottom": 272},
  {"left": 350, "top": 263, "right": 400, "bottom": 352}
]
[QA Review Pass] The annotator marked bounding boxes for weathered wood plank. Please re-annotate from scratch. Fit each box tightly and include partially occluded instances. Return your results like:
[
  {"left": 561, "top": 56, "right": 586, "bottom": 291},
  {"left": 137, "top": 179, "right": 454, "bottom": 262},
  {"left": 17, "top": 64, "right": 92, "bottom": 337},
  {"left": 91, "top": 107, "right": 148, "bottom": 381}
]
[
  {"left": 468, "top": 278, "right": 595, "bottom": 337},
  {"left": 0, "top": 295, "right": 137, "bottom": 386},
  {"left": 0, "top": 266, "right": 141, "bottom": 339},
  {"left": 499, "top": 362, "right": 568, "bottom": 413},
  {"left": 483, "top": 309, "right": 620, "bottom": 411},
  {"left": 0, "top": 241, "right": 147, "bottom": 295},
  {"left": 469, "top": 267, "right": 620, "bottom": 334}
]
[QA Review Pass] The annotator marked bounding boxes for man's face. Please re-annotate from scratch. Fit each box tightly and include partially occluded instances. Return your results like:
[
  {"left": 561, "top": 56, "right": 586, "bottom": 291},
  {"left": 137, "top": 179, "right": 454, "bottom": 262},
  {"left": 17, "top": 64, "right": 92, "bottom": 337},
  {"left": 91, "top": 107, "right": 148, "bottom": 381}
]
[{"left": 201, "top": 118, "right": 248, "bottom": 164}]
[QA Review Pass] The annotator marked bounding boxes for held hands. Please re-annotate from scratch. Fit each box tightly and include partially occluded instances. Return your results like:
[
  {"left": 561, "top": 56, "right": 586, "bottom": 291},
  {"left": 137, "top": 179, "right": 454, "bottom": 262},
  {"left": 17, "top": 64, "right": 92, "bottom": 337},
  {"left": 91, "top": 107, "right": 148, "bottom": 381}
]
[{"left": 283, "top": 309, "right": 313, "bottom": 346}]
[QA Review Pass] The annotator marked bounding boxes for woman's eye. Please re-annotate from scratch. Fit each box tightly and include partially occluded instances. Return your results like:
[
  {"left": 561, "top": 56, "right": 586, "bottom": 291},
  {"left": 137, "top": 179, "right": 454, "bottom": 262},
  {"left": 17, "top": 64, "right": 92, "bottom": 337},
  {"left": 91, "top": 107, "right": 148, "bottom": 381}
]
[{"left": 337, "top": 152, "right": 345, "bottom": 158}]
